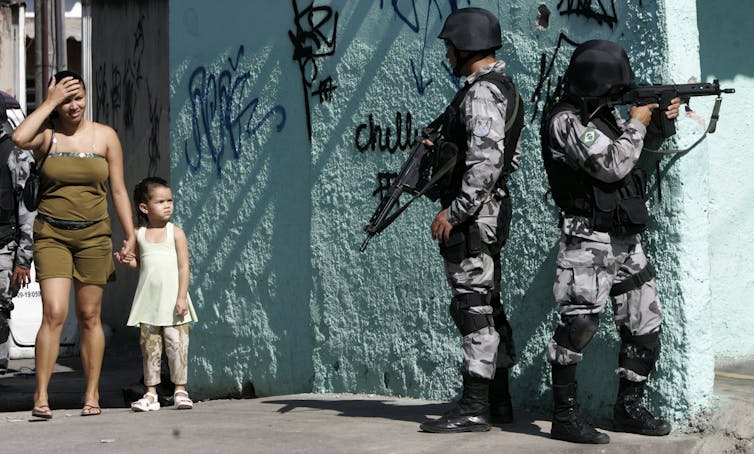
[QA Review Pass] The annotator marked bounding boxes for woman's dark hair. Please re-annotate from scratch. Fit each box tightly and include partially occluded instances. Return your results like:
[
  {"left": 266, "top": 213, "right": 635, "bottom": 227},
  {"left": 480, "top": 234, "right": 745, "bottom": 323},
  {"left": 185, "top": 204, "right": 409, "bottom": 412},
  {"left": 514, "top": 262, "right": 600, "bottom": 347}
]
[
  {"left": 133, "top": 177, "right": 170, "bottom": 224},
  {"left": 49, "top": 70, "right": 86, "bottom": 121},
  {"left": 53, "top": 70, "right": 86, "bottom": 90}
]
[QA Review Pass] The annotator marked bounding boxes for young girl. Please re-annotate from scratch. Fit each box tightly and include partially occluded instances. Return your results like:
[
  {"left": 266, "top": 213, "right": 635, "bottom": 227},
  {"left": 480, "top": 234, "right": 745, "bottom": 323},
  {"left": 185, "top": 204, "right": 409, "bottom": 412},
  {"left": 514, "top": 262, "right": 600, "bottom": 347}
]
[{"left": 119, "top": 177, "right": 198, "bottom": 411}]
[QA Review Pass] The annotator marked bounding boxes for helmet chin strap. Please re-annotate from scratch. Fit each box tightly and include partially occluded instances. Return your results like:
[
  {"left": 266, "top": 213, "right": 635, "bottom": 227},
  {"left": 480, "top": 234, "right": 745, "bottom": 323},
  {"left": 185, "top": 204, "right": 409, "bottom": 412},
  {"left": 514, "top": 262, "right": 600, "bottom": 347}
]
[{"left": 453, "top": 49, "right": 486, "bottom": 77}]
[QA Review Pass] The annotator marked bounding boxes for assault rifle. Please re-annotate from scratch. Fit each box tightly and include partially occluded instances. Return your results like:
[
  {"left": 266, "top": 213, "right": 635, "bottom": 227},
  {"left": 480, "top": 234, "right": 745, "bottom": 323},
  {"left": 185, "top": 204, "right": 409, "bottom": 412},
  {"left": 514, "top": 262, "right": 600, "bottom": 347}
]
[
  {"left": 610, "top": 79, "right": 735, "bottom": 138},
  {"left": 360, "top": 131, "right": 449, "bottom": 252}
]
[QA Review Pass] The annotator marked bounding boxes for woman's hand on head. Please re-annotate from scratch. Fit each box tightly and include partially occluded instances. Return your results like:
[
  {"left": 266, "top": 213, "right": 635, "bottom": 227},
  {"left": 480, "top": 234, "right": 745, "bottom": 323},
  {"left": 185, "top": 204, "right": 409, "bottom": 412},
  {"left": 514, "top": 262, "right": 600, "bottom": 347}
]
[{"left": 46, "top": 76, "right": 81, "bottom": 107}]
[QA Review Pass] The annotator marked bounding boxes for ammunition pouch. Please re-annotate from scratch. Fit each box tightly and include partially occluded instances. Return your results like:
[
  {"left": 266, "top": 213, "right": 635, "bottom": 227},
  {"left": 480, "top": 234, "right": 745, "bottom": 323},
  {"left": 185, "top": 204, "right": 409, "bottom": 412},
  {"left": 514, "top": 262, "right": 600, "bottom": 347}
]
[
  {"left": 0, "top": 223, "right": 14, "bottom": 248},
  {"left": 591, "top": 169, "right": 649, "bottom": 235},
  {"left": 439, "top": 221, "right": 486, "bottom": 264}
]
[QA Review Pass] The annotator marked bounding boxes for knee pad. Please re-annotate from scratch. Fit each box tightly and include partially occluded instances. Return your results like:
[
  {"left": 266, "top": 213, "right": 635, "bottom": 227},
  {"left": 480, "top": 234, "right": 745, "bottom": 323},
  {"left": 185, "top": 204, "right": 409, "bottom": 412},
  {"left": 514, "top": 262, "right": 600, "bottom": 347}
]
[
  {"left": 619, "top": 328, "right": 661, "bottom": 376},
  {"left": 553, "top": 314, "right": 600, "bottom": 353},
  {"left": 449, "top": 293, "right": 494, "bottom": 336}
]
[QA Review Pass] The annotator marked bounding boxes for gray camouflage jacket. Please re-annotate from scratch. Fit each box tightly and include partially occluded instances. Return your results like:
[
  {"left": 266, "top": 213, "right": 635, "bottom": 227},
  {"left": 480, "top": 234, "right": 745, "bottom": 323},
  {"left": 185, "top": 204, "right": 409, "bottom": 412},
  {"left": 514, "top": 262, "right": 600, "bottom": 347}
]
[
  {"left": 446, "top": 60, "right": 522, "bottom": 226},
  {"left": 5, "top": 141, "right": 35, "bottom": 269},
  {"left": 546, "top": 107, "right": 646, "bottom": 243}
]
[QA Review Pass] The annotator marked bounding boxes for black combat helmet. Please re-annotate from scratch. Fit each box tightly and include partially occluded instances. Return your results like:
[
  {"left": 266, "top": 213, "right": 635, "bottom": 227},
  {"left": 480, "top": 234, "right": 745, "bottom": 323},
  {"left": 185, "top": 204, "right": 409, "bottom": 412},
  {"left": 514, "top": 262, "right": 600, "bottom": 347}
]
[
  {"left": 438, "top": 7, "right": 502, "bottom": 52},
  {"left": 564, "top": 40, "right": 635, "bottom": 98}
]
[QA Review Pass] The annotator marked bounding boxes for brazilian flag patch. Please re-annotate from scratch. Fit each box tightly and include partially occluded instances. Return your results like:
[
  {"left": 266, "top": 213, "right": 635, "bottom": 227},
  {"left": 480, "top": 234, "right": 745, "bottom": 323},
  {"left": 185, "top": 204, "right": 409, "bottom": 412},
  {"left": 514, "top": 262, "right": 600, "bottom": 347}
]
[{"left": 579, "top": 128, "right": 600, "bottom": 147}]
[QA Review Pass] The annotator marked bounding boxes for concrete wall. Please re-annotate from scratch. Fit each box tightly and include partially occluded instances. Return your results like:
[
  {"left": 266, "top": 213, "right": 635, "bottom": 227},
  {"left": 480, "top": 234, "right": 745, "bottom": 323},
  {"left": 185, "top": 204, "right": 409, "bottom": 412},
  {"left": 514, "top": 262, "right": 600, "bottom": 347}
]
[
  {"left": 0, "top": 3, "right": 22, "bottom": 100},
  {"left": 696, "top": 0, "right": 754, "bottom": 360},
  {"left": 169, "top": 0, "right": 720, "bottom": 425},
  {"left": 91, "top": 0, "right": 170, "bottom": 339}
]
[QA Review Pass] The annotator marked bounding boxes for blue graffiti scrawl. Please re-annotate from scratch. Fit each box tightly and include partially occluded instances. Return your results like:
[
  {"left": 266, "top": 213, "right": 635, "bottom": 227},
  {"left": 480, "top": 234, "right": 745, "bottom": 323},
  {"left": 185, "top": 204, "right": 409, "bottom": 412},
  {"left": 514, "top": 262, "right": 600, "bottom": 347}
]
[
  {"left": 380, "top": 0, "right": 469, "bottom": 94},
  {"left": 184, "top": 45, "right": 286, "bottom": 176},
  {"left": 289, "top": 0, "right": 339, "bottom": 142}
]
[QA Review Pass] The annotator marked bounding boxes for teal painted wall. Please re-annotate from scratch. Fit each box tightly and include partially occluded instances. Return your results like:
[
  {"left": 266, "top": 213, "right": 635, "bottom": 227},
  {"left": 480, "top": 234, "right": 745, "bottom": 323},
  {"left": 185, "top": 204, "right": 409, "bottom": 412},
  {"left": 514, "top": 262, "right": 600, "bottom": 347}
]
[
  {"left": 169, "top": 0, "right": 719, "bottom": 425},
  {"left": 697, "top": 0, "right": 754, "bottom": 360}
]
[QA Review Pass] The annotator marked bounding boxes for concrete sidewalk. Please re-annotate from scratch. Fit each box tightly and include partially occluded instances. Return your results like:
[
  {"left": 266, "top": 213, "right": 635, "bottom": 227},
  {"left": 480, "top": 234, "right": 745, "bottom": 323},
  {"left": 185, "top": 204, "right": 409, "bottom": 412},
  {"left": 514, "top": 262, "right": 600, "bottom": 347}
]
[
  {"left": 0, "top": 394, "right": 704, "bottom": 454},
  {"left": 1, "top": 347, "right": 752, "bottom": 453}
]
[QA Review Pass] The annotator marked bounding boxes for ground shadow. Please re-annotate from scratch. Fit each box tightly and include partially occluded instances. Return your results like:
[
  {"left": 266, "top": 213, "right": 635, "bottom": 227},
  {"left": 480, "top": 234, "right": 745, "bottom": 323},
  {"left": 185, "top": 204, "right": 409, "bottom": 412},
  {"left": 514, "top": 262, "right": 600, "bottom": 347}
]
[{"left": 261, "top": 397, "right": 551, "bottom": 439}]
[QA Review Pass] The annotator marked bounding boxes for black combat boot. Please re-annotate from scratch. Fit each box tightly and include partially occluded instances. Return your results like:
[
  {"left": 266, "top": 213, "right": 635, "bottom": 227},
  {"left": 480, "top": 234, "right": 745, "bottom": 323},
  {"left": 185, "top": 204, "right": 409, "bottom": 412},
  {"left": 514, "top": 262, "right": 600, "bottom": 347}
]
[
  {"left": 0, "top": 308, "right": 11, "bottom": 373},
  {"left": 613, "top": 378, "right": 671, "bottom": 436},
  {"left": 420, "top": 374, "right": 491, "bottom": 433},
  {"left": 551, "top": 383, "right": 610, "bottom": 444},
  {"left": 550, "top": 364, "right": 609, "bottom": 444},
  {"left": 489, "top": 368, "right": 513, "bottom": 423}
]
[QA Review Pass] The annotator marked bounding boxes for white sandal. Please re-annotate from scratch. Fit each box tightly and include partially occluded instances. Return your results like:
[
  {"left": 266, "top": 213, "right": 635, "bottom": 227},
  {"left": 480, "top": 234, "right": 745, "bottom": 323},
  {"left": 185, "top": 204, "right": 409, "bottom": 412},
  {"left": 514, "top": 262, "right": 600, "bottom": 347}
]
[
  {"left": 131, "top": 392, "right": 160, "bottom": 412},
  {"left": 174, "top": 390, "right": 193, "bottom": 410}
]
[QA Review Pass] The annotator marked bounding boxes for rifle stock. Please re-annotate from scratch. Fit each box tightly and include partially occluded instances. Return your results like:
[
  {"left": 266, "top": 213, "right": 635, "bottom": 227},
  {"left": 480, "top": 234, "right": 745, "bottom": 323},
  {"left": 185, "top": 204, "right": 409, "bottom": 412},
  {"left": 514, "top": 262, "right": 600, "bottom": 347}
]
[{"left": 612, "top": 79, "right": 735, "bottom": 137}]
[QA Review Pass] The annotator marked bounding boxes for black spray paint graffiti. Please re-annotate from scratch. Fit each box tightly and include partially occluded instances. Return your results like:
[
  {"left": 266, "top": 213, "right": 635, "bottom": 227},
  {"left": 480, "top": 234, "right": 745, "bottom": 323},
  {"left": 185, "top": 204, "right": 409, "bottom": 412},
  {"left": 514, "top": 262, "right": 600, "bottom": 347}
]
[
  {"left": 373, "top": 172, "right": 398, "bottom": 200},
  {"left": 530, "top": 33, "right": 579, "bottom": 122},
  {"left": 379, "top": 0, "right": 469, "bottom": 95},
  {"left": 557, "top": 0, "right": 618, "bottom": 28},
  {"left": 184, "top": 46, "right": 287, "bottom": 176},
  {"left": 94, "top": 14, "right": 162, "bottom": 175},
  {"left": 355, "top": 111, "right": 419, "bottom": 154},
  {"left": 289, "top": 0, "right": 338, "bottom": 141},
  {"left": 94, "top": 15, "right": 144, "bottom": 129}
]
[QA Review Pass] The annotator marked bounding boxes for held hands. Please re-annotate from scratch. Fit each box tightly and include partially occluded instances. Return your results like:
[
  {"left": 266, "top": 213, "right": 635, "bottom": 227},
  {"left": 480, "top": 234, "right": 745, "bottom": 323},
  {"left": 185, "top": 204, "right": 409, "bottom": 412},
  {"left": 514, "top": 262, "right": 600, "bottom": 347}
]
[
  {"left": 46, "top": 76, "right": 81, "bottom": 107},
  {"left": 432, "top": 208, "right": 453, "bottom": 243},
  {"left": 175, "top": 298, "right": 188, "bottom": 317},
  {"left": 114, "top": 239, "right": 136, "bottom": 264},
  {"left": 629, "top": 97, "right": 682, "bottom": 127}
]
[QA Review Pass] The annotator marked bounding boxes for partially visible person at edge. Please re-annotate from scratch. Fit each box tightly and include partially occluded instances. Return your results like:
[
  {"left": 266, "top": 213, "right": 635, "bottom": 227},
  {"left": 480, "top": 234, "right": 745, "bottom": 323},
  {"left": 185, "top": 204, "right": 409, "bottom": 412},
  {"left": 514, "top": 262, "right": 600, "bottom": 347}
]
[
  {"left": 0, "top": 96, "right": 35, "bottom": 373},
  {"left": 117, "top": 177, "right": 198, "bottom": 412},
  {"left": 419, "top": 7, "right": 525, "bottom": 433},
  {"left": 12, "top": 70, "right": 135, "bottom": 419},
  {"left": 539, "top": 40, "right": 681, "bottom": 444}
]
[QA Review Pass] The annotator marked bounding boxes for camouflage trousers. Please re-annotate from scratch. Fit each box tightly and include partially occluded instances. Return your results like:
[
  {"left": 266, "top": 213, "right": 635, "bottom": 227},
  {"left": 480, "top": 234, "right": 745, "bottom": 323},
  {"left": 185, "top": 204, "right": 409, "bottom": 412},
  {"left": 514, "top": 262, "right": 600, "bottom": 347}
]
[
  {"left": 139, "top": 324, "right": 190, "bottom": 386},
  {"left": 442, "top": 193, "right": 515, "bottom": 379},
  {"left": 0, "top": 248, "right": 18, "bottom": 371},
  {"left": 546, "top": 235, "right": 663, "bottom": 379}
]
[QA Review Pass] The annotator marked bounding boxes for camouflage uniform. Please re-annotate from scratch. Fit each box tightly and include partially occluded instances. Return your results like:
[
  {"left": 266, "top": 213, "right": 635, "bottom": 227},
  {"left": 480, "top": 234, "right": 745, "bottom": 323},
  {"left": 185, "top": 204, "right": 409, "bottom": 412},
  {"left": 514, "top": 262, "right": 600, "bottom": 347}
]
[
  {"left": 544, "top": 108, "right": 662, "bottom": 381},
  {"left": 0, "top": 136, "right": 35, "bottom": 371},
  {"left": 442, "top": 60, "right": 521, "bottom": 380}
]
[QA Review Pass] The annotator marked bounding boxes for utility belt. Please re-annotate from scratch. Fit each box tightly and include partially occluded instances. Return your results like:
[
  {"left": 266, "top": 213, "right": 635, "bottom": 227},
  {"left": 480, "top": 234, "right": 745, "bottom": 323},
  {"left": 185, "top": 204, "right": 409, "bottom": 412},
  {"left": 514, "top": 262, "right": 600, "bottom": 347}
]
[
  {"left": 38, "top": 214, "right": 100, "bottom": 230},
  {"left": 439, "top": 220, "right": 490, "bottom": 263}
]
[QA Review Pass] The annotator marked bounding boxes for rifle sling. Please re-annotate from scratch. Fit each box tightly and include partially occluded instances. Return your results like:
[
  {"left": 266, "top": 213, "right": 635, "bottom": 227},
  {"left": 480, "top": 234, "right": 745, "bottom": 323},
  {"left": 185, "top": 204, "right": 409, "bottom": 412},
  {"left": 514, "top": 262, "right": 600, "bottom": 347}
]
[{"left": 644, "top": 96, "right": 723, "bottom": 155}]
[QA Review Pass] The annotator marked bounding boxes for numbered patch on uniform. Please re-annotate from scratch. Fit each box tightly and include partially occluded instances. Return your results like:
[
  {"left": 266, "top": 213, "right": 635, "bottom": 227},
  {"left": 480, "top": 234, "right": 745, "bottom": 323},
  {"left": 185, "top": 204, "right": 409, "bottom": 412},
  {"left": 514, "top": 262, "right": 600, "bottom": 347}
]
[
  {"left": 472, "top": 116, "right": 493, "bottom": 137},
  {"left": 579, "top": 128, "right": 600, "bottom": 148}
]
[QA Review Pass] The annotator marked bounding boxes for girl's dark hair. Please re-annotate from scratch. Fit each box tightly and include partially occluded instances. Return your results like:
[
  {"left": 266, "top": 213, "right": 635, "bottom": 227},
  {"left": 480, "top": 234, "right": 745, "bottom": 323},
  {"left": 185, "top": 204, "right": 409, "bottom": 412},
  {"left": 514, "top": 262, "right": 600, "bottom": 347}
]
[{"left": 133, "top": 177, "right": 170, "bottom": 224}]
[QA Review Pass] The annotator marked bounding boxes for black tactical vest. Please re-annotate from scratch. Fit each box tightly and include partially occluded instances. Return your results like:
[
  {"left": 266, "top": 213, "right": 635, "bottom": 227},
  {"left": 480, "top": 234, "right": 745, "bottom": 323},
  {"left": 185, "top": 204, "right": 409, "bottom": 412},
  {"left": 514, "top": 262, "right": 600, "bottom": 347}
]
[
  {"left": 0, "top": 136, "right": 18, "bottom": 246},
  {"left": 436, "top": 72, "right": 524, "bottom": 208},
  {"left": 540, "top": 101, "right": 649, "bottom": 235}
]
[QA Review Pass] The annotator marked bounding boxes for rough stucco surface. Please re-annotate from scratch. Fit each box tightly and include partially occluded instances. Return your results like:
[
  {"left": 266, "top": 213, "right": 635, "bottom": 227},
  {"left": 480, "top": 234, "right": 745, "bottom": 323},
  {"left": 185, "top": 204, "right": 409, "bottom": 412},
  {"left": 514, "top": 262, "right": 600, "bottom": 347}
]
[
  {"left": 696, "top": 0, "right": 754, "bottom": 360},
  {"left": 169, "top": 0, "right": 719, "bottom": 425}
]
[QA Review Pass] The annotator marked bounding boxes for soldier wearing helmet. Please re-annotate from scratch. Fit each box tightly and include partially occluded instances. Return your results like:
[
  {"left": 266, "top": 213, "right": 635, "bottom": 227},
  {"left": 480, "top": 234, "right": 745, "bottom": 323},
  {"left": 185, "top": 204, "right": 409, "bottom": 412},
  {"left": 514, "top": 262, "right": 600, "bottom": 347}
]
[
  {"left": 539, "top": 40, "right": 680, "bottom": 444},
  {"left": 0, "top": 95, "right": 35, "bottom": 373},
  {"left": 419, "top": 7, "right": 524, "bottom": 433}
]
